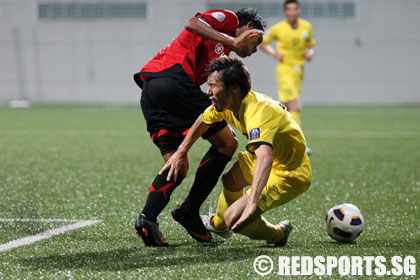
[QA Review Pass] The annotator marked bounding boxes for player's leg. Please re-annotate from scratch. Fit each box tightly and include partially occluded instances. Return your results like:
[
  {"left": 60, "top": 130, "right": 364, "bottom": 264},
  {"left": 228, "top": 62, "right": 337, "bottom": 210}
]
[
  {"left": 277, "top": 64, "right": 301, "bottom": 126},
  {"left": 136, "top": 149, "right": 187, "bottom": 246},
  {"left": 287, "top": 66, "right": 303, "bottom": 126},
  {"left": 201, "top": 160, "right": 248, "bottom": 238},
  {"left": 284, "top": 98, "right": 302, "bottom": 126},
  {"left": 171, "top": 125, "right": 238, "bottom": 242},
  {"left": 135, "top": 77, "right": 191, "bottom": 246},
  {"left": 222, "top": 188, "right": 287, "bottom": 245},
  {"left": 224, "top": 151, "right": 309, "bottom": 246},
  {"left": 279, "top": 65, "right": 312, "bottom": 154},
  {"left": 284, "top": 99, "right": 312, "bottom": 155},
  {"left": 180, "top": 125, "right": 238, "bottom": 216}
]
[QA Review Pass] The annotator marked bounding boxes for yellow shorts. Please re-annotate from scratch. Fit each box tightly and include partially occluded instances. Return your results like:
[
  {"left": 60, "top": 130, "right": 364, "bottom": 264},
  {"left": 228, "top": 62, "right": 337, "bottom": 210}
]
[
  {"left": 238, "top": 151, "right": 311, "bottom": 213},
  {"left": 276, "top": 63, "right": 304, "bottom": 103}
]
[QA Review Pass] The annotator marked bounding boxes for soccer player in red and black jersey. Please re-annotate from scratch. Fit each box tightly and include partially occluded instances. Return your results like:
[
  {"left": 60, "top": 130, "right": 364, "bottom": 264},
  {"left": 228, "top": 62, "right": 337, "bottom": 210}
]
[{"left": 133, "top": 8, "right": 266, "bottom": 246}]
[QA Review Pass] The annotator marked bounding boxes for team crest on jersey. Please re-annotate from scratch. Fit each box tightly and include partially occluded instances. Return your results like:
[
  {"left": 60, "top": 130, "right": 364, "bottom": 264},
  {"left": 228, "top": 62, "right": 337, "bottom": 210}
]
[
  {"left": 302, "top": 31, "right": 308, "bottom": 40},
  {"left": 249, "top": 128, "right": 260, "bottom": 140},
  {"left": 212, "top": 11, "right": 226, "bottom": 22},
  {"left": 215, "top": 43, "right": 224, "bottom": 54}
]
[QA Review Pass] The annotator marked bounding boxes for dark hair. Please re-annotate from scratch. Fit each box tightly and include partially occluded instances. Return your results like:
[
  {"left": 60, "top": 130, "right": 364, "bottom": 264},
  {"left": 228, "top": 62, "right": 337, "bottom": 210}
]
[
  {"left": 235, "top": 8, "right": 267, "bottom": 32},
  {"left": 208, "top": 56, "right": 251, "bottom": 98},
  {"left": 284, "top": 0, "right": 300, "bottom": 10}
]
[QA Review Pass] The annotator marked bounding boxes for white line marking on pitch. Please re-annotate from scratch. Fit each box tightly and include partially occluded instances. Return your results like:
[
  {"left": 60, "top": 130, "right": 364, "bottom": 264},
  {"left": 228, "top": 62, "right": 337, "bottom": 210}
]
[
  {"left": 0, "top": 219, "right": 101, "bottom": 252},
  {"left": 0, "top": 218, "right": 80, "bottom": 223}
]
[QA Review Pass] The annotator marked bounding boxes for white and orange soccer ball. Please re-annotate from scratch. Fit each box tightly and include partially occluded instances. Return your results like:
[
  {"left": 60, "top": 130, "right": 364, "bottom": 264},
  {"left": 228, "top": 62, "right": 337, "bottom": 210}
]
[{"left": 325, "top": 203, "right": 364, "bottom": 243}]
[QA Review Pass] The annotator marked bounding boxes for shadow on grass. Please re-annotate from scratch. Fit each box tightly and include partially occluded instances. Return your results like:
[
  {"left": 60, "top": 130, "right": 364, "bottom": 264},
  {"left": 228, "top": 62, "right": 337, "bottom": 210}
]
[
  {"left": 20, "top": 237, "right": 419, "bottom": 272},
  {"left": 19, "top": 242, "right": 279, "bottom": 271}
]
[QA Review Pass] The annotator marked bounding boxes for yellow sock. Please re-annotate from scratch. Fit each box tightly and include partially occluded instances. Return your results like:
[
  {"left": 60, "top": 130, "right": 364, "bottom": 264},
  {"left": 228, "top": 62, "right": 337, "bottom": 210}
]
[
  {"left": 211, "top": 187, "right": 243, "bottom": 230},
  {"left": 237, "top": 216, "right": 284, "bottom": 243},
  {"left": 290, "top": 111, "right": 301, "bottom": 127}
]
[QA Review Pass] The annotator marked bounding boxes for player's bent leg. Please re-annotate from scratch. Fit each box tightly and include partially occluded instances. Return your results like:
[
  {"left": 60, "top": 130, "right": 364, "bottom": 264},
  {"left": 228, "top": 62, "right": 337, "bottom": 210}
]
[
  {"left": 237, "top": 216, "right": 289, "bottom": 246},
  {"left": 210, "top": 161, "right": 248, "bottom": 230},
  {"left": 223, "top": 194, "right": 259, "bottom": 230},
  {"left": 207, "top": 125, "right": 238, "bottom": 157},
  {"left": 223, "top": 194, "right": 290, "bottom": 246},
  {"left": 178, "top": 125, "right": 237, "bottom": 217}
]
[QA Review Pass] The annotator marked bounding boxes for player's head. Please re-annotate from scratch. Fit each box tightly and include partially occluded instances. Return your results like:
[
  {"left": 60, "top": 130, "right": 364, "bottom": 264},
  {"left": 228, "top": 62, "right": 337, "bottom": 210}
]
[
  {"left": 206, "top": 56, "right": 251, "bottom": 112},
  {"left": 284, "top": 0, "right": 301, "bottom": 22},
  {"left": 234, "top": 8, "right": 267, "bottom": 58},
  {"left": 236, "top": 8, "right": 266, "bottom": 32}
]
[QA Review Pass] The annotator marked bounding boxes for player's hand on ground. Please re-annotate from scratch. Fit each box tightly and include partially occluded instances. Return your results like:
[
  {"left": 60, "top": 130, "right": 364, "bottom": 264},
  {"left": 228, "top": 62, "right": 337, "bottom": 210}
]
[
  {"left": 159, "top": 152, "right": 189, "bottom": 182},
  {"left": 231, "top": 202, "right": 257, "bottom": 232}
]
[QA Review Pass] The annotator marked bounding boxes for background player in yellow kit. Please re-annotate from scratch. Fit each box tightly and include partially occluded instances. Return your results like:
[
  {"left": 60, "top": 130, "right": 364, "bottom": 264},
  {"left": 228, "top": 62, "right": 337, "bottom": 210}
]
[
  {"left": 260, "top": 0, "right": 315, "bottom": 154},
  {"left": 161, "top": 56, "right": 311, "bottom": 245}
]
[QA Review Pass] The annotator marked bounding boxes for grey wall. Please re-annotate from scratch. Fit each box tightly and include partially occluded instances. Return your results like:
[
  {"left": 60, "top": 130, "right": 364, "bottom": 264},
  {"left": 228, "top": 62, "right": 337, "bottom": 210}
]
[{"left": 1, "top": 0, "right": 419, "bottom": 105}]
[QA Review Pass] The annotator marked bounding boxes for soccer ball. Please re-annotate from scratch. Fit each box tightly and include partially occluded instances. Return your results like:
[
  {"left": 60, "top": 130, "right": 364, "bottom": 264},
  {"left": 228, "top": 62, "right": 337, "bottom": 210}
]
[{"left": 325, "top": 203, "right": 364, "bottom": 243}]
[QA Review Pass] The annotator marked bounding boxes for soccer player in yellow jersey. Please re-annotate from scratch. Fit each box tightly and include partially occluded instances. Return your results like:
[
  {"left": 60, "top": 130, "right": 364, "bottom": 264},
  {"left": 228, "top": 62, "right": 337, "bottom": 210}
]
[
  {"left": 260, "top": 0, "right": 315, "bottom": 154},
  {"left": 161, "top": 56, "right": 311, "bottom": 246}
]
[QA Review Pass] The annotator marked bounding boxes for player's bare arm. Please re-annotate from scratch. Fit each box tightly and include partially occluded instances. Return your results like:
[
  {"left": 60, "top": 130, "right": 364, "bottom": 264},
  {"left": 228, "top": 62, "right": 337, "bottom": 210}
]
[
  {"left": 159, "top": 114, "right": 209, "bottom": 182},
  {"left": 185, "top": 16, "right": 263, "bottom": 57},
  {"left": 260, "top": 43, "right": 284, "bottom": 62},
  {"left": 231, "top": 144, "right": 273, "bottom": 232},
  {"left": 184, "top": 16, "right": 236, "bottom": 46},
  {"left": 305, "top": 46, "right": 315, "bottom": 61}
]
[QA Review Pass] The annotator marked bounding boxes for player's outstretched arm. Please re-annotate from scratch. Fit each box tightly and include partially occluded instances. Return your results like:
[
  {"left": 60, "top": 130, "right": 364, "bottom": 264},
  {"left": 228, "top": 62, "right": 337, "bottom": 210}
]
[
  {"left": 185, "top": 16, "right": 236, "bottom": 46},
  {"left": 231, "top": 144, "right": 273, "bottom": 232},
  {"left": 159, "top": 114, "right": 209, "bottom": 182},
  {"left": 259, "top": 43, "right": 284, "bottom": 62}
]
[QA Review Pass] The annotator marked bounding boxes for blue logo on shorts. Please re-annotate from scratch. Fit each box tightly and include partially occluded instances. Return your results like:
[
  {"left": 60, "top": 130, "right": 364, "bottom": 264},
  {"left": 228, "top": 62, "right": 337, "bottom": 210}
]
[{"left": 249, "top": 128, "right": 260, "bottom": 140}]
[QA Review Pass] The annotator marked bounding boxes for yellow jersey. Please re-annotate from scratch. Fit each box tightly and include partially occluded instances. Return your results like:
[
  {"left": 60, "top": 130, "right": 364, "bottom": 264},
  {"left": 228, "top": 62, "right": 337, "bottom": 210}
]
[
  {"left": 202, "top": 90, "right": 307, "bottom": 170},
  {"left": 263, "top": 18, "right": 315, "bottom": 66}
]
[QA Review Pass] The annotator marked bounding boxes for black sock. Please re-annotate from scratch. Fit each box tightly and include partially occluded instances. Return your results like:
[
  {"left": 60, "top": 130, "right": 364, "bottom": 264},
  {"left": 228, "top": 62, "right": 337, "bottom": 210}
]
[
  {"left": 141, "top": 170, "right": 183, "bottom": 222},
  {"left": 181, "top": 146, "right": 231, "bottom": 216}
]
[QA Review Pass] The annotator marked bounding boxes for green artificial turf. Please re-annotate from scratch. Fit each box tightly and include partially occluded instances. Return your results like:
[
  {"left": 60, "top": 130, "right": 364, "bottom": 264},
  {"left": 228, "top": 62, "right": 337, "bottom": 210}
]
[{"left": 0, "top": 105, "right": 419, "bottom": 279}]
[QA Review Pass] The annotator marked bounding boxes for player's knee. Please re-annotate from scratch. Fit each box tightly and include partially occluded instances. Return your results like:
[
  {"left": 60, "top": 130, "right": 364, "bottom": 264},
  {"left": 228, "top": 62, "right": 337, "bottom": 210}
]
[
  {"left": 285, "top": 99, "right": 301, "bottom": 112},
  {"left": 221, "top": 172, "right": 229, "bottom": 187},
  {"left": 216, "top": 137, "right": 238, "bottom": 157},
  {"left": 221, "top": 171, "right": 235, "bottom": 192}
]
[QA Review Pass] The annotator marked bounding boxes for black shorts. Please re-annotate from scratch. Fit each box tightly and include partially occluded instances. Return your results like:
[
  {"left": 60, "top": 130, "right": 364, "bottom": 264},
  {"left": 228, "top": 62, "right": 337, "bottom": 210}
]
[{"left": 137, "top": 68, "right": 226, "bottom": 155}]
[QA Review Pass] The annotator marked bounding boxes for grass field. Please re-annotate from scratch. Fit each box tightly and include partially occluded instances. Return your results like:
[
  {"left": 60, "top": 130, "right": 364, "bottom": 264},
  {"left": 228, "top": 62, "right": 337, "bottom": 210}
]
[{"left": 0, "top": 105, "right": 419, "bottom": 279}]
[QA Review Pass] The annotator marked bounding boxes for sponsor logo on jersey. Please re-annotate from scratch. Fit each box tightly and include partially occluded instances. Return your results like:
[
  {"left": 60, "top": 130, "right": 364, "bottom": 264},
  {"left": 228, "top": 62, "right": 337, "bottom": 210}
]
[
  {"left": 215, "top": 43, "right": 224, "bottom": 54},
  {"left": 212, "top": 11, "right": 226, "bottom": 22},
  {"left": 250, "top": 128, "right": 260, "bottom": 140}
]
